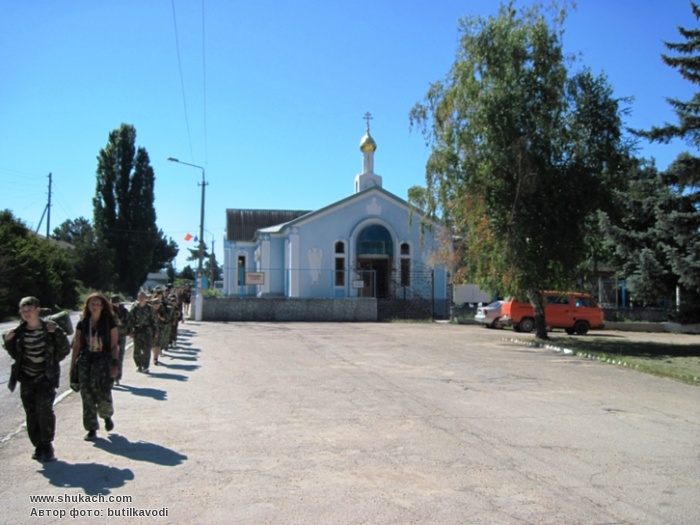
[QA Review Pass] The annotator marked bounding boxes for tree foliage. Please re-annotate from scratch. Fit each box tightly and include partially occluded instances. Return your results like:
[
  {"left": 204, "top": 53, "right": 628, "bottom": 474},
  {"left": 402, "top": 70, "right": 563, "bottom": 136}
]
[
  {"left": 632, "top": 3, "right": 700, "bottom": 305},
  {"left": 93, "top": 124, "right": 178, "bottom": 296},
  {"left": 599, "top": 161, "right": 681, "bottom": 305},
  {"left": 52, "top": 217, "right": 115, "bottom": 291},
  {"left": 186, "top": 243, "right": 222, "bottom": 286},
  {"left": 178, "top": 265, "right": 196, "bottom": 283},
  {"left": 410, "top": 2, "right": 629, "bottom": 338},
  {"left": 0, "top": 210, "right": 78, "bottom": 319}
]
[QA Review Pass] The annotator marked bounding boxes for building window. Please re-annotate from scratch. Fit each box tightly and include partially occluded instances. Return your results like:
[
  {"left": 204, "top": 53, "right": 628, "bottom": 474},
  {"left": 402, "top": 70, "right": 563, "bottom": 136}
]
[
  {"left": 335, "top": 257, "right": 345, "bottom": 286},
  {"left": 335, "top": 241, "right": 346, "bottom": 286},
  {"left": 237, "top": 255, "right": 246, "bottom": 286},
  {"left": 401, "top": 258, "right": 411, "bottom": 287},
  {"left": 400, "top": 243, "right": 410, "bottom": 286},
  {"left": 357, "top": 224, "right": 393, "bottom": 256}
]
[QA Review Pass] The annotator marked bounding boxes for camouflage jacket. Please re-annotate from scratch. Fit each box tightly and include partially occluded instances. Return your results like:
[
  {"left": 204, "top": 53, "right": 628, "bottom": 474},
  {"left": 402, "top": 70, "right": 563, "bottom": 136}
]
[
  {"left": 126, "top": 303, "right": 158, "bottom": 335},
  {"left": 113, "top": 304, "right": 130, "bottom": 338},
  {"left": 2, "top": 320, "right": 71, "bottom": 392},
  {"left": 155, "top": 303, "right": 172, "bottom": 327}
]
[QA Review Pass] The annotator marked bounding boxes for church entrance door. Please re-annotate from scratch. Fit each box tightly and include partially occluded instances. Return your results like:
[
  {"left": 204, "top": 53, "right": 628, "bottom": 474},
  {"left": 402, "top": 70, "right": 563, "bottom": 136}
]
[
  {"left": 356, "top": 224, "right": 394, "bottom": 298},
  {"left": 357, "top": 258, "right": 390, "bottom": 298}
]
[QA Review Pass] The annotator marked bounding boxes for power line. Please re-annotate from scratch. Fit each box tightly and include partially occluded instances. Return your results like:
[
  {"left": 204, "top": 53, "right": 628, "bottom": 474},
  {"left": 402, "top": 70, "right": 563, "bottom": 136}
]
[
  {"left": 170, "top": 0, "right": 195, "bottom": 162},
  {"left": 201, "top": 0, "right": 209, "bottom": 167}
]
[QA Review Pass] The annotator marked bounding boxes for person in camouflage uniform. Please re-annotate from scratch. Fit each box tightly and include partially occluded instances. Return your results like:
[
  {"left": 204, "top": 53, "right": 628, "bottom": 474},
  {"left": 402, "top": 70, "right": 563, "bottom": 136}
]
[
  {"left": 110, "top": 295, "right": 129, "bottom": 385},
  {"left": 2, "top": 296, "right": 71, "bottom": 462},
  {"left": 151, "top": 294, "right": 171, "bottom": 365},
  {"left": 70, "top": 292, "right": 119, "bottom": 441},
  {"left": 168, "top": 293, "right": 182, "bottom": 349},
  {"left": 127, "top": 291, "right": 158, "bottom": 373}
]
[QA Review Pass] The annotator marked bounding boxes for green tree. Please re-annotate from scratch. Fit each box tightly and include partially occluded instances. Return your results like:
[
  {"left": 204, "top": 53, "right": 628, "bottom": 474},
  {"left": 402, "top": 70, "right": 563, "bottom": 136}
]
[
  {"left": 599, "top": 160, "right": 680, "bottom": 305},
  {"left": 205, "top": 250, "right": 222, "bottom": 286},
  {"left": 178, "top": 265, "right": 196, "bottom": 283},
  {"left": 634, "top": 3, "right": 700, "bottom": 308},
  {"left": 52, "top": 217, "right": 115, "bottom": 291},
  {"left": 186, "top": 243, "right": 221, "bottom": 287},
  {"left": 410, "top": 2, "right": 628, "bottom": 339},
  {"left": 0, "top": 210, "right": 78, "bottom": 318},
  {"left": 93, "top": 124, "right": 178, "bottom": 296}
]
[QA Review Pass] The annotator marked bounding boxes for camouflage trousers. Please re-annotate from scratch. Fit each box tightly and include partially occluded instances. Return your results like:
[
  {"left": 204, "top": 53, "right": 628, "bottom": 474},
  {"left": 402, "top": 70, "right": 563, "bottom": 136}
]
[
  {"left": 20, "top": 378, "right": 57, "bottom": 447},
  {"left": 77, "top": 358, "right": 114, "bottom": 431},
  {"left": 132, "top": 329, "right": 153, "bottom": 370},
  {"left": 116, "top": 335, "right": 127, "bottom": 381},
  {"left": 170, "top": 321, "right": 179, "bottom": 346},
  {"left": 157, "top": 324, "right": 171, "bottom": 349}
]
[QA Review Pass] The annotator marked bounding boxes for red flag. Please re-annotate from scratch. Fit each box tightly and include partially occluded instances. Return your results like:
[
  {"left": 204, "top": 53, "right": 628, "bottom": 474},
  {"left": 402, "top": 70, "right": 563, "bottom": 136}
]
[{"left": 184, "top": 233, "right": 193, "bottom": 241}]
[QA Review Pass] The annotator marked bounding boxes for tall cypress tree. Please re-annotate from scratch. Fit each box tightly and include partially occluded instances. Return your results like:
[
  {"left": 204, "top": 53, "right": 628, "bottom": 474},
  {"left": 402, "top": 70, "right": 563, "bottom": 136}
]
[{"left": 94, "top": 124, "right": 175, "bottom": 296}]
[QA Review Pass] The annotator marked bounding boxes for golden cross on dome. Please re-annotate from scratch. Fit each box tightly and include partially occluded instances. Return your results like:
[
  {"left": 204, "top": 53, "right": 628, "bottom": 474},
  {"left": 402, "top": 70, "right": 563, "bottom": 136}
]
[{"left": 363, "top": 112, "right": 373, "bottom": 131}]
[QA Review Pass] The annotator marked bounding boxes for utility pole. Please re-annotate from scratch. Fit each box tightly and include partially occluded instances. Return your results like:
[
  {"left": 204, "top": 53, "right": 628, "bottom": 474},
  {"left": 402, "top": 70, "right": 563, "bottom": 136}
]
[
  {"left": 46, "top": 172, "right": 52, "bottom": 238},
  {"left": 35, "top": 173, "right": 52, "bottom": 236},
  {"left": 210, "top": 238, "right": 215, "bottom": 288}
]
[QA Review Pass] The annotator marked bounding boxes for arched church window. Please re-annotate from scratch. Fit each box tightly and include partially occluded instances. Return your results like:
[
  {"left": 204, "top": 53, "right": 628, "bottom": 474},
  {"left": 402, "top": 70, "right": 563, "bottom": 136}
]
[
  {"left": 357, "top": 224, "right": 393, "bottom": 256},
  {"left": 400, "top": 242, "right": 410, "bottom": 255},
  {"left": 335, "top": 241, "right": 345, "bottom": 254}
]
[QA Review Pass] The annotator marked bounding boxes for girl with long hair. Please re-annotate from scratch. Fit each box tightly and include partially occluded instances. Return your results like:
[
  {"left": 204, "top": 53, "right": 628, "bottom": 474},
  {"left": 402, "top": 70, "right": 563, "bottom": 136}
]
[{"left": 69, "top": 292, "right": 119, "bottom": 441}]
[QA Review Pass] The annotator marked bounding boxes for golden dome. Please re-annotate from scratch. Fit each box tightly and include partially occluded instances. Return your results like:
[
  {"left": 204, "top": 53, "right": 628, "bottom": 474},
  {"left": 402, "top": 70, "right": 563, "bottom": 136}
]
[{"left": 360, "top": 131, "right": 377, "bottom": 152}]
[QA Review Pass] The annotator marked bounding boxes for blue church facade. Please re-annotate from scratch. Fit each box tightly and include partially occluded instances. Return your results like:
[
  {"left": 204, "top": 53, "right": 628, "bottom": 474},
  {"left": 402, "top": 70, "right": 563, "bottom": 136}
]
[{"left": 222, "top": 123, "right": 451, "bottom": 319}]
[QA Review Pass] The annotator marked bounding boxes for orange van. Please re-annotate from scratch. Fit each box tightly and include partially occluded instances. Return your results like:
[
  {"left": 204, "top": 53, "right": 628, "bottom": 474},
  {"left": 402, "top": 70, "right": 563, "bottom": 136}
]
[{"left": 500, "top": 292, "right": 604, "bottom": 335}]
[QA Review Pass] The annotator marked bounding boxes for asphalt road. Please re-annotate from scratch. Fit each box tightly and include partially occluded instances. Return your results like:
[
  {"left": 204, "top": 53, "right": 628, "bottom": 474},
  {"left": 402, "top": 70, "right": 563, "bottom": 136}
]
[{"left": 1, "top": 321, "right": 698, "bottom": 525}]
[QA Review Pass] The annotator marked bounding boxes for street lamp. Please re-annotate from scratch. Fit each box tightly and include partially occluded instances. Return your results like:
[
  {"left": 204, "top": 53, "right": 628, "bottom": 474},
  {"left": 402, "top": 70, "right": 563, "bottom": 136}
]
[{"left": 167, "top": 157, "right": 208, "bottom": 321}]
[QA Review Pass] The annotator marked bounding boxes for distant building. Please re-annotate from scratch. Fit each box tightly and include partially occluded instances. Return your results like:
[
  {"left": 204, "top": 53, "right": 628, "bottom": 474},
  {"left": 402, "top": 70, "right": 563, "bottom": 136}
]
[
  {"left": 222, "top": 120, "right": 452, "bottom": 318},
  {"left": 141, "top": 272, "right": 169, "bottom": 292}
]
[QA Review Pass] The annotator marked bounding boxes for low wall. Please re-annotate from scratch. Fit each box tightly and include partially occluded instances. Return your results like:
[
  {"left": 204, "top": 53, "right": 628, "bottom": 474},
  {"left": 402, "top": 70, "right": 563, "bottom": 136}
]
[{"left": 203, "top": 297, "right": 377, "bottom": 322}]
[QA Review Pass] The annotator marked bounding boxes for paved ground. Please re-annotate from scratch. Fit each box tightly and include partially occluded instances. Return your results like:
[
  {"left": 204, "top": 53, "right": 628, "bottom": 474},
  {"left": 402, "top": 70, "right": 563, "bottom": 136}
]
[{"left": 1, "top": 322, "right": 698, "bottom": 524}]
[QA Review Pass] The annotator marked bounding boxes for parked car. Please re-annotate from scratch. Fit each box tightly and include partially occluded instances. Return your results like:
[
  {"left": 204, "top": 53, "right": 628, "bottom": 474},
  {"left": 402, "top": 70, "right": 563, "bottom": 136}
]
[
  {"left": 475, "top": 300, "right": 506, "bottom": 329},
  {"left": 500, "top": 292, "right": 604, "bottom": 335}
]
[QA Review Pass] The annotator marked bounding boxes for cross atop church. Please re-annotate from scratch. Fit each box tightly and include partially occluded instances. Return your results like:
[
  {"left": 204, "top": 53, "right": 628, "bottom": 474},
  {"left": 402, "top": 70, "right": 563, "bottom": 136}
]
[{"left": 363, "top": 112, "right": 373, "bottom": 131}]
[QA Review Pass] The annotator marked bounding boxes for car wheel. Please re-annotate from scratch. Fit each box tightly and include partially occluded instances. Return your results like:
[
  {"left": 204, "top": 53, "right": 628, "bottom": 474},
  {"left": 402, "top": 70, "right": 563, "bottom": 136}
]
[
  {"left": 490, "top": 318, "right": 504, "bottom": 329},
  {"left": 565, "top": 327, "right": 575, "bottom": 335},
  {"left": 574, "top": 320, "right": 589, "bottom": 336},
  {"left": 518, "top": 317, "right": 534, "bottom": 333}
]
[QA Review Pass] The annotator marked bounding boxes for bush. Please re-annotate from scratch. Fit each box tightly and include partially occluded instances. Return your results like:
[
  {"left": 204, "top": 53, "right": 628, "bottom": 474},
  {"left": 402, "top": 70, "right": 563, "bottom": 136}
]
[
  {"left": 669, "top": 302, "right": 700, "bottom": 324},
  {"left": 0, "top": 210, "right": 79, "bottom": 320}
]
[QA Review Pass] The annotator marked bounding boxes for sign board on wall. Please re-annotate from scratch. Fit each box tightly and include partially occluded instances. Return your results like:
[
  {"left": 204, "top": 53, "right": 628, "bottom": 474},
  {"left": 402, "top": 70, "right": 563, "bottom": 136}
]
[{"left": 245, "top": 272, "right": 265, "bottom": 285}]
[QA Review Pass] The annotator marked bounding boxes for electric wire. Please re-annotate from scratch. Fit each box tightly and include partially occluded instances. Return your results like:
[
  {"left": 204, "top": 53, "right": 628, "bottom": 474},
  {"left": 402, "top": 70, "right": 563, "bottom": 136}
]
[
  {"left": 170, "top": 0, "right": 195, "bottom": 162},
  {"left": 201, "top": 0, "right": 209, "bottom": 168}
]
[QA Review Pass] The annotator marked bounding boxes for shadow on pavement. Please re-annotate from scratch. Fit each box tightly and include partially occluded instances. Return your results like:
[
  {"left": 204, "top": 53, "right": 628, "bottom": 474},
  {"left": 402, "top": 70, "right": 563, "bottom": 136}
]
[
  {"left": 113, "top": 384, "right": 168, "bottom": 401},
  {"left": 92, "top": 434, "right": 188, "bottom": 466},
  {"left": 157, "top": 363, "right": 200, "bottom": 373},
  {"left": 147, "top": 371, "right": 189, "bottom": 381},
  {"left": 38, "top": 460, "right": 135, "bottom": 495}
]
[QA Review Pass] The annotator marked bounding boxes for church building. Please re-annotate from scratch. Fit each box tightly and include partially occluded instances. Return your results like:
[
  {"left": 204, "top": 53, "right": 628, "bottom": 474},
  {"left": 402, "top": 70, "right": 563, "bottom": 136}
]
[{"left": 222, "top": 118, "right": 451, "bottom": 319}]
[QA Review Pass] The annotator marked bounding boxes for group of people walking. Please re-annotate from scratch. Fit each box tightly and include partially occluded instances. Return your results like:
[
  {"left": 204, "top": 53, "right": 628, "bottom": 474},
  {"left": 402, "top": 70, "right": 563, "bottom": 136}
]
[{"left": 2, "top": 286, "right": 188, "bottom": 463}]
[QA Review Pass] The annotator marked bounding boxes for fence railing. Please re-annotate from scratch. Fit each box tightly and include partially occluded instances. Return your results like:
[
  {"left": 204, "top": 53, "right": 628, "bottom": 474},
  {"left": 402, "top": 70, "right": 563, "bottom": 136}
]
[{"left": 221, "top": 267, "right": 378, "bottom": 299}]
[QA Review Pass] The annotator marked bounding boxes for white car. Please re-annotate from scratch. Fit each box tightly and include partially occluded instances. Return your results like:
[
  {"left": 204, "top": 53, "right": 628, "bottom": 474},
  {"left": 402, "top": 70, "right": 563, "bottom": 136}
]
[{"left": 474, "top": 300, "right": 505, "bottom": 329}]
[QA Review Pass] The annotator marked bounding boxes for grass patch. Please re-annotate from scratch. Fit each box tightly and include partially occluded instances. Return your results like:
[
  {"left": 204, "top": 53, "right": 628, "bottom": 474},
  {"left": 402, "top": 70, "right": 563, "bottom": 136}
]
[{"left": 553, "top": 337, "right": 700, "bottom": 386}]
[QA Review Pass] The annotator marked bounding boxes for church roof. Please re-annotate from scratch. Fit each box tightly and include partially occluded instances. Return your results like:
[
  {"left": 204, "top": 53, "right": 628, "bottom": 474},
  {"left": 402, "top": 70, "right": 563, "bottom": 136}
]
[{"left": 226, "top": 209, "right": 311, "bottom": 242}]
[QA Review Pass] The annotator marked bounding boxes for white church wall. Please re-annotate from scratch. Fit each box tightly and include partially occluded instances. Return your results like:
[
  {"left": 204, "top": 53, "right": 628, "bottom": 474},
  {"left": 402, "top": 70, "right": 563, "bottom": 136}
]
[{"left": 264, "top": 235, "right": 287, "bottom": 296}]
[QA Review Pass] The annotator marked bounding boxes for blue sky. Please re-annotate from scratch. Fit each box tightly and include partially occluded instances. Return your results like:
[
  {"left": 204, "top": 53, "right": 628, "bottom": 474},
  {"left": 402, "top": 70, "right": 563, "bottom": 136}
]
[{"left": 1, "top": 0, "right": 697, "bottom": 272}]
